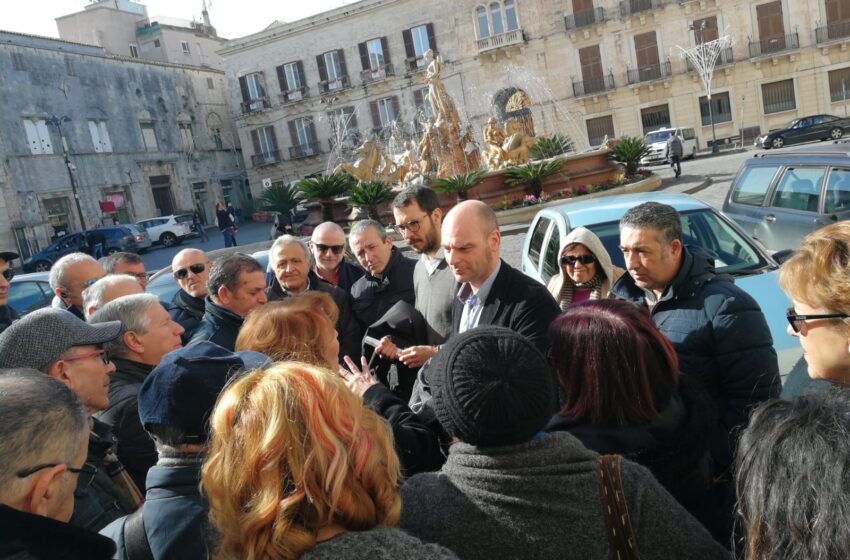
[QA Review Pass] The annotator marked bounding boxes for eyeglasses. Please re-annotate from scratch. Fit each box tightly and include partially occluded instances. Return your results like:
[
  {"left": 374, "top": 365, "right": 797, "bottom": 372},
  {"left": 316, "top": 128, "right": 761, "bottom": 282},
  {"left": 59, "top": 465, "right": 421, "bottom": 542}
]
[
  {"left": 16, "top": 462, "right": 97, "bottom": 479},
  {"left": 394, "top": 214, "right": 430, "bottom": 234},
  {"left": 786, "top": 307, "right": 850, "bottom": 333},
  {"left": 1, "top": 269, "right": 13, "bottom": 281},
  {"left": 314, "top": 244, "right": 345, "bottom": 255},
  {"left": 173, "top": 263, "right": 206, "bottom": 280},
  {"left": 62, "top": 348, "right": 111, "bottom": 365},
  {"left": 560, "top": 254, "right": 596, "bottom": 266},
  {"left": 125, "top": 272, "right": 148, "bottom": 280}
]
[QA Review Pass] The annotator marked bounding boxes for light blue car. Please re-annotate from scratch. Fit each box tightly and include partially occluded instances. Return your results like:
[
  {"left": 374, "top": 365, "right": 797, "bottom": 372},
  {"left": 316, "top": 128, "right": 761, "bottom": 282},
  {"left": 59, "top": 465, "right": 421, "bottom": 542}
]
[{"left": 521, "top": 192, "right": 803, "bottom": 381}]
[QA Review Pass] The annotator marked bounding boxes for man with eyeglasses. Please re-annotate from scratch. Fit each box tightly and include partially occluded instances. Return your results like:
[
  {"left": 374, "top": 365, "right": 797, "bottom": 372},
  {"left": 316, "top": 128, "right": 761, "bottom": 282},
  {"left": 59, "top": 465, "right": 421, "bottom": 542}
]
[
  {"left": 0, "top": 369, "right": 117, "bottom": 558},
  {"left": 310, "top": 221, "right": 365, "bottom": 292},
  {"left": 612, "top": 201, "right": 779, "bottom": 479},
  {"left": 0, "top": 308, "right": 141, "bottom": 532},
  {"left": 0, "top": 250, "right": 20, "bottom": 334},
  {"left": 103, "top": 252, "right": 148, "bottom": 290},
  {"left": 49, "top": 252, "right": 106, "bottom": 320},
  {"left": 168, "top": 248, "right": 212, "bottom": 344}
]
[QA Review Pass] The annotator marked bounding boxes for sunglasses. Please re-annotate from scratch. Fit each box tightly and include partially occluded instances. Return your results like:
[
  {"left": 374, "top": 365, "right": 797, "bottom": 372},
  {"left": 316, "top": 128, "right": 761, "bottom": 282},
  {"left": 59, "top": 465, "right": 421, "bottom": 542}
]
[
  {"left": 394, "top": 214, "right": 430, "bottom": 234},
  {"left": 560, "top": 254, "right": 596, "bottom": 266},
  {"left": 173, "top": 263, "right": 206, "bottom": 280},
  {"left": 786, "top": 307, "right": 850, "bottom": 333},
  {"left": 63, "top": 348, "right": 112, "bottom": 365},
  {"left": 315, "top": 244, "right": 345, "bottom": 255},
  {"left": 1, "top": 269, "right": 13, "bottom": 281},
  {"left": 16, "top": 462, "right": 98, "bottom": 479}
]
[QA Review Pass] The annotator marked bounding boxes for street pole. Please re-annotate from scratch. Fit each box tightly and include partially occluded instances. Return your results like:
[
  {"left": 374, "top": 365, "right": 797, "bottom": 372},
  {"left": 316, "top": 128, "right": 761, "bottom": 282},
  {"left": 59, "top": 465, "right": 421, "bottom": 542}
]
[
  {"left": 740, "top": 96, "right": 745, "bottom": 148},
  {"left": 47, "top": 116, "right": 87, "bottom": 231}
]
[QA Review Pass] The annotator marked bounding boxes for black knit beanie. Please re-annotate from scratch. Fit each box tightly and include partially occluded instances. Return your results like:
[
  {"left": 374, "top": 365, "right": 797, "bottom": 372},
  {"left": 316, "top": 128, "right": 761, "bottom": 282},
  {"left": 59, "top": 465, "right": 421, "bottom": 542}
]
[{"left": 430, "top": 326, "right": 555, "bottom": 447}]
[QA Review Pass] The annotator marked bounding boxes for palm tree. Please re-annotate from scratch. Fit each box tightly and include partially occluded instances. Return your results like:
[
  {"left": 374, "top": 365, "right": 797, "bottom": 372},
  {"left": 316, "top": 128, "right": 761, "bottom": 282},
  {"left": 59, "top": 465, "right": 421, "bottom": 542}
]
[
  {"left": 297, "top": 173, "right": 355, "bottom": 223},
  {"left": 503, "top": 159, "right": 564, "bottom": 198},
  {"left": 257, "top": 182, "right": 303, "bottom": 219},
  {"left": 346, "top": 181, "right": 395, "bottom": 223},
  {"left": 432, "top": 170, "right": 486, "bottom": 202},
  {"left": 610, "top": 136, "right": 649, "bottom": 177},
  {"left": 528, "top": 134, "right": 574, "bottom": 160}
]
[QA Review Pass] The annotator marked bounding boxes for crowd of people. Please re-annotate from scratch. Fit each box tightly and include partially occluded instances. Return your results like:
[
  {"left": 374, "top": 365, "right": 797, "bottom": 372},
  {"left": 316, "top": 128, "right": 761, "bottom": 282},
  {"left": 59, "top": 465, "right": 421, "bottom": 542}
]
[{"left": 0, "top": 187, "right": 848, "bottom": 559}]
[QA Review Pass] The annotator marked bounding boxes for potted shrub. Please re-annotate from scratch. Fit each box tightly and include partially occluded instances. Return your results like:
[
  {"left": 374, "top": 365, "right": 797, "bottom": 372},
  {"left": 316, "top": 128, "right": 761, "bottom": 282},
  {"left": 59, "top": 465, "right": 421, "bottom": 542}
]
[
  {"left": 346, "top": 181, "right": 395, "bottom": 223},
  {"left": 610, "top": 136, "right": 649, "bottom": 177},
  {"left": 432, "top": 170, "right": 486, "bottom": 202},
  {"left": 297, "top": 173, "right": 355, "bottom": 223},
  {"left": 504, "top": 158, "right": 564, "bottom": 198}
]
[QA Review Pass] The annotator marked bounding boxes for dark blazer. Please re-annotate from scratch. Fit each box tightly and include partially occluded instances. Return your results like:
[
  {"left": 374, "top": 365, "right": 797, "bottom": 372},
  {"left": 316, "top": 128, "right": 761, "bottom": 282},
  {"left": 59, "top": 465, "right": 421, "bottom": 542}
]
[
  {"left": 350, "top": 248, "right": 416, "bottom": 330},
  {"left": 188, "top": 298, "right": 244, "bottom": 352},
  {"left": 0, "top": 504, "right": 116, "bottom": 560},
  {"left": 451, "top": 260, "right": 560, "bottom": 354}
]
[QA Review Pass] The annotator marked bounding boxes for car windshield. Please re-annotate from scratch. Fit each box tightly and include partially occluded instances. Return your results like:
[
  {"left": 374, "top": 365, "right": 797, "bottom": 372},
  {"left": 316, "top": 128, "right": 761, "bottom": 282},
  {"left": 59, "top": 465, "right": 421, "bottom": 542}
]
[
  {"left": 644, "top": 130, "right": 672, "bottom": 143},
  {"left": 581, "top": 209, "right": 771, "bottom": 276},
  {"left": 787, "top": 119, "right": 801, "bottom": 129}
]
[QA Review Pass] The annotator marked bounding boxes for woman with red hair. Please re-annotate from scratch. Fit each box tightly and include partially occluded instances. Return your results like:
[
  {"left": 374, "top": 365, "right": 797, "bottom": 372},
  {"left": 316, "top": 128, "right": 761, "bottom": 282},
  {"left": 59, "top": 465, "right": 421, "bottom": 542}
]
[{"left": 546, "top": 299, "right": 724, "bottom": 543}]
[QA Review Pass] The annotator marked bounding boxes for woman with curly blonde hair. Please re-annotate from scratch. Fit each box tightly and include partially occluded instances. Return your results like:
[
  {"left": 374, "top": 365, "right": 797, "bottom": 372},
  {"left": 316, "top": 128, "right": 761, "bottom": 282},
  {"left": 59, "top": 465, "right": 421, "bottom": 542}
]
[
  {"left": 235, "top": 292, "right": 340, "bottom": 368},
  {"left": 201, "top": 362, "right": 456, "bottom": 560}
]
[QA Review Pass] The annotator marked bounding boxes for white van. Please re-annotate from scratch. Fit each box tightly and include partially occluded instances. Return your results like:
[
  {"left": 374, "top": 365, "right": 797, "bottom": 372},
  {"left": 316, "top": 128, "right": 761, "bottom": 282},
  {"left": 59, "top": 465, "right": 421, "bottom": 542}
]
[{"left": 640, "top": 127, "right": 699, "bottom": 165}]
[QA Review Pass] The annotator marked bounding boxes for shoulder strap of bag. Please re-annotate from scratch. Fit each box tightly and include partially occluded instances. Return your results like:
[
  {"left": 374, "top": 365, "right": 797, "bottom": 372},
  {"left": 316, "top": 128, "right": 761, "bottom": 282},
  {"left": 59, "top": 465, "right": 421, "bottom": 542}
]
[
  {"left": 123, "top": 507, "right": 154, "bottom": 560},
  {"left": 596, "top": 454, "right": 640, "bottom": 560}
]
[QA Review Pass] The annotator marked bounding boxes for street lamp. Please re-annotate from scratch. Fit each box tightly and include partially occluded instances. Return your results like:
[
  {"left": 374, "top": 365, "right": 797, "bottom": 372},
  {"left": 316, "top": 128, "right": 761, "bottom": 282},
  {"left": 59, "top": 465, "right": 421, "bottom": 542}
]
[
  {"left": 689, "top": 20, "right": 719, "bottom": 154},
  {"left": 45, "top": 115, "right": 87, "bottom": 231}
]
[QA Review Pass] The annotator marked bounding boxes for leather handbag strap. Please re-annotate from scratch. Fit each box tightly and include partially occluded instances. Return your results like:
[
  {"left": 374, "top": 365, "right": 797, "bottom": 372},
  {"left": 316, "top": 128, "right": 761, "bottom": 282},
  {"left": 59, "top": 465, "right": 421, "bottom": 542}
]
[
  {"left": 596, "top": 454, "right": 640, "bottom": 560},
  {"left": 123, "top": 507, "right": 154, "bottom": 560}
]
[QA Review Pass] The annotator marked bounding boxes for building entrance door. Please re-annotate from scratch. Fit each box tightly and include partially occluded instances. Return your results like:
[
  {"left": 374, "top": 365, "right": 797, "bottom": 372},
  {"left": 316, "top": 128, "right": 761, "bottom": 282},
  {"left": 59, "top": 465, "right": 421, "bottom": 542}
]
[{"left": 150, "top": 175, "right": 174, "bottom": 216}]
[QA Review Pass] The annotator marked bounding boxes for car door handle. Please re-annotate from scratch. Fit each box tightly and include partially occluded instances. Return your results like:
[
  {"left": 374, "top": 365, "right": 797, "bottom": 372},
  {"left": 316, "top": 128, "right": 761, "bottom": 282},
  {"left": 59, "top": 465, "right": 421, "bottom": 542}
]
[{"left": 764, "top": 215, "right": 777, "bottom": 222}]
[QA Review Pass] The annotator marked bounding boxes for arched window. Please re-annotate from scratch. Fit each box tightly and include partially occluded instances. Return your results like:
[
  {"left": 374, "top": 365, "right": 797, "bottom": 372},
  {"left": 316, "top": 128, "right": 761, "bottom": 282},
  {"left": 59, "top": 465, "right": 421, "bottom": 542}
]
[
  {"left": 490, "top": 2, "right": 505, "bottom": 35},
  {"left": 504, "top": 0, "right": 519, "bottom": 31},
  {"left": 476, "top": 6, "right": 490, "bottom": 38}
]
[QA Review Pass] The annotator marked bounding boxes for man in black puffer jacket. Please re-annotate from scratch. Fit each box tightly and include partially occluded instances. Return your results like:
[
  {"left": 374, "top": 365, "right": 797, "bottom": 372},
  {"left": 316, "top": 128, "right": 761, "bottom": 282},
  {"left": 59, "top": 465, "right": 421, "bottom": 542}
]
[
  {"left": 168, "top": 249, "right": 212, "bottom": 344},
  {"left": 612, "top": 201, "right": 780, "bottom": 474}
]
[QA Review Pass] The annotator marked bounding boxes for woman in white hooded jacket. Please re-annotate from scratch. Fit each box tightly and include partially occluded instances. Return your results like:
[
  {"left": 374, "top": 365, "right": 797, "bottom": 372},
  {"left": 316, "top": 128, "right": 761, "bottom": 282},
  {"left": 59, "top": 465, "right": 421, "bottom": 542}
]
[{"left": 547, "top": 226, "right": 625, "bottom": 310}]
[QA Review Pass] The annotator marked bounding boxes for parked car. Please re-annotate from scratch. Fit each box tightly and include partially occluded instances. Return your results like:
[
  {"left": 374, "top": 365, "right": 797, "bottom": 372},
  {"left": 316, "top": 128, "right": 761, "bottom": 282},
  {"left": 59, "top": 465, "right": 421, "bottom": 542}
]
[
  {"left": 754, "top": 114, "right": 848, "bottom": 149},
  {"left": 640, "top": 127, "right": 698, "bottom": 165},
  {"left": 722, "top": 141, "right": 850, "bottom": 252},
  {"left": 137, "top": 215, "right": 193, "bottom": 248},
  {"left": 125, "top": 223, "right": 152, "bottom": 252},
  {"left": 174, "top": 213, "right": 200, "bottom": 238},
  {"left": 8, "top": 271, "right": 53, "bottom": 316},
  {"left": 521, "top": 192, "right": 801, "bottom": 381},
  {"left": 23, "top": 226, "right": 139, "bottom": 272}
]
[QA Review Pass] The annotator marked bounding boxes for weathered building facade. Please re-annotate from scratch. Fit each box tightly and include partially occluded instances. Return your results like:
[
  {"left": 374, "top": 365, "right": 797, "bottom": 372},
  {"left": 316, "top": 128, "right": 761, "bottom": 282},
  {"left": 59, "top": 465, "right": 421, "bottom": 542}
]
[
  {"left": 217, "top": 0, "right": 850, "bottom": 191},
  {"left": 0, "top": 31, "right": 246, "bottom": 260}
]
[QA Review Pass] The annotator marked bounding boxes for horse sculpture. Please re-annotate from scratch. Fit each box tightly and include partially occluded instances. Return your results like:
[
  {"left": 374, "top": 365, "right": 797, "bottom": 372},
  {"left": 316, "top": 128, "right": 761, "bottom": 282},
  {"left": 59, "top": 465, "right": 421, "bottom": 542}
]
[{"left": 333, "top": 139, "right": 406, "bottom": 183}]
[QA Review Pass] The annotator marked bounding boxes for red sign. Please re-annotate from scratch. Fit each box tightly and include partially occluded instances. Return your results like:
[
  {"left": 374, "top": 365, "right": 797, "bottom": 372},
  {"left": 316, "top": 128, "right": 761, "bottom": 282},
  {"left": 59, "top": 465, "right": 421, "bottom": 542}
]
[{"left": 99, "top": 201, "right": 117, "bottom": 212}]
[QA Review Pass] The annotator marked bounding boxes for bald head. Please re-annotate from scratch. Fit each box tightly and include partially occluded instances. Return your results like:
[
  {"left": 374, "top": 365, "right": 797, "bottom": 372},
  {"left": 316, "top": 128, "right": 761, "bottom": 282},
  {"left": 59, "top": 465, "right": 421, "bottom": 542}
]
[
  {"left": 442, "top": 201, "right": 501, "bottom": 290},
  {"left": 172, "top": 248, "right": 211, "bottom": 298},
  {"left": 83, "top": 274, "right": 145, "bottom": 319},
  {"left": 310, "top": 221, "right": 347, "bottom": 274}
]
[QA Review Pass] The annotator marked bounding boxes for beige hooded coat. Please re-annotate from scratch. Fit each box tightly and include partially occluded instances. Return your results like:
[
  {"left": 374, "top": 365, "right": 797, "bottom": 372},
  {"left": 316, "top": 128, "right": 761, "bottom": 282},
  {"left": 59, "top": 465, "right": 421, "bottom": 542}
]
[{"left": 546, "top": 226, "right": 625, "bottom": 305}]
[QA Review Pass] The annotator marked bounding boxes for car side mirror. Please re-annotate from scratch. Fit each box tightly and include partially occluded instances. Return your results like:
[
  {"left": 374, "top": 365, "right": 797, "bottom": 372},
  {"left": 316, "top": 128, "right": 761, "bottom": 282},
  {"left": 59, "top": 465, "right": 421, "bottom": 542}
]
[{"left": 772, "top": 249, "right": 794, "bottom": 264}]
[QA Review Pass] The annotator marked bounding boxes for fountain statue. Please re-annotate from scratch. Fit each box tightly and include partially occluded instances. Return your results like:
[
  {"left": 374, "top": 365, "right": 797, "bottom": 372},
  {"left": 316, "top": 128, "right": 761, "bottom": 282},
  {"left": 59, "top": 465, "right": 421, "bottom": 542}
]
[
  {"left": 332, "top": 139, "right": 406, "bottom": 183},
  {"left": 481, "top": 90, "right": 538, "bottom": 170}
]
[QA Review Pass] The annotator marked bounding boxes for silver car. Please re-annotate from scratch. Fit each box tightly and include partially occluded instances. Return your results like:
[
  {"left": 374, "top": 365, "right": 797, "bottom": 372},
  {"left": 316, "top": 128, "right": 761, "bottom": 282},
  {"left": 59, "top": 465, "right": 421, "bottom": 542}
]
[{"left": 521, "top": 191, "right": 801, "bottom": 381}]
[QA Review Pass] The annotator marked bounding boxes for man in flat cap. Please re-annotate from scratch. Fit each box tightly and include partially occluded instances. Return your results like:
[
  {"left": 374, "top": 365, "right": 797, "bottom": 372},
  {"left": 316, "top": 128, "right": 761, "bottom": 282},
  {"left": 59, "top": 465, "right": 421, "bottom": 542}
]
[
  {"left": 0, "top": 308, "right": 141, "bottom": 532},
  {"left": 0, "top": 250, "right": 19, "bottom": 334}
]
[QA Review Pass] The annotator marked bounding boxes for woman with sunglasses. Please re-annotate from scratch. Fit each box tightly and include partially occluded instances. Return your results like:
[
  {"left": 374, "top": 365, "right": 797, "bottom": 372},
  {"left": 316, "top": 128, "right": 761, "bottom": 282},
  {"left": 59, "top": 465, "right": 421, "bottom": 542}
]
[
  {"left": 547, "top": 227, "right": 624, "bottom": 310},
  {"left": 779, "top": 222, "right": 850, "bottom": 387}
]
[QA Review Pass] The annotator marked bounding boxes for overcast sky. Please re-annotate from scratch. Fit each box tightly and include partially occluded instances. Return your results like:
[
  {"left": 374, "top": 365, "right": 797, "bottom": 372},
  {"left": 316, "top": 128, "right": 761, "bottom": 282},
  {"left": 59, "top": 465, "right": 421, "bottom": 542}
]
[{"left": 1, "top": 0, "right": 356, "bottom": 40}]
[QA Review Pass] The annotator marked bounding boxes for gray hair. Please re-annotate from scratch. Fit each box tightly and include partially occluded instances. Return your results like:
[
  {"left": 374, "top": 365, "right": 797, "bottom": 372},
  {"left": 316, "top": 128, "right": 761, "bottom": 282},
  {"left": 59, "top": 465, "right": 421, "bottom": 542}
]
[
  {"left": 83, "top": 274, "right": 139, "bottom": 320},
  {"left": 206, "top": 253, "right": 263, "bottom": 302},
  {"left": 102, "top": 252, "right": 143, "bottom": 274},
  {"left": 270, "top": 235, "right": 312, "bottom": 265},
  {"left": 0, "top": 368, "right": 87, "bottom": 502},
  {"left": 49, "top": 252, "right": 98, "bottom": 290},
  {"left": 619, "top": 202, "right": 683, "bottom": 246},
  {"left": 350, "top": 219, "right": 387, "bottom": 242},
  {"left": 89, "top": 293, "right": 160, "bottom": 357}
]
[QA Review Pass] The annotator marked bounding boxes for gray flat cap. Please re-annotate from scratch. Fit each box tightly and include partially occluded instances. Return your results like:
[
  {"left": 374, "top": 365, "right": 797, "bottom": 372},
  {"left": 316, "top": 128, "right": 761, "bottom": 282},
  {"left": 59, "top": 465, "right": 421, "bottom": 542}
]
[{"left": 0, "top": 308, "right": 123, "bottom": 371}]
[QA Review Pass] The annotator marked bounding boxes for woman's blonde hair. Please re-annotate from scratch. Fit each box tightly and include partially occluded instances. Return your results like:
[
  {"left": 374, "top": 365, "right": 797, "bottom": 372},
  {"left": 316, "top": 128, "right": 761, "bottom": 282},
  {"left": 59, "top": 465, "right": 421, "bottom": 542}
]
[
  {"left": 236, "top": 292, "right": 339, "bottom": 366},
  {"left": 779, "top": 222, "right": 850, "bottom": 319},
  {"left": 202, "top": 362, "right": 401, "bottom": 560}
]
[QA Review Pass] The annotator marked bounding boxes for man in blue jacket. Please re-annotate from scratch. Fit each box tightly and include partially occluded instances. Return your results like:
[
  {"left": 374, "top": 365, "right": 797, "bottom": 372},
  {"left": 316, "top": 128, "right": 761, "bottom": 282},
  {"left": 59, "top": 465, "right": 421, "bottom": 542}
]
[{"left": 612, "top": 201, "right": 780, "bottom": 473}]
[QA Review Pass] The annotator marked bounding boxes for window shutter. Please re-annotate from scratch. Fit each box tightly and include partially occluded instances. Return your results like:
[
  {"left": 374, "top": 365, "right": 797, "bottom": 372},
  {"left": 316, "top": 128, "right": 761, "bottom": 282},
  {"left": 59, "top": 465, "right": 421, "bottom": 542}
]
[
  {"left": 308, "top": 118, "right": 318, "bottom": 143},
  {"left": 288, "top": 120, "right": 299, "bottom": 146},
  {"left": 250, "top": 129, "right": 261, "bottom": 154},
  {"left": 316, "top": 54, "right": 328, "bottom": 83},
  {"left": 391, "top": 96, "right": 400, "bottom": 122},
  {"left": 381, "top": 37, "right": 391, "bottom": 64},
  {"left": 296, "top": 60, "right": 305, "bottom": 88},
  {"left": 370, "top": 100, "right": 381, "bottom": 128},
  {"left": 337, "top": 49, "right": 348, "bottom": 79},
  {"left": 403, "top": 29, "right": 415, "bottom": 59},
  {"left": 276, "top": 65, "right": 287, "bottom": 92},
  {"left": 413, "top": 88, "right": 423, "bottom": 108},
  {"left": 239, "top": 75, "right": 250, "bottom": 102},
  {"left": 426, "top": 23, "right": 437, "bottom": 52},
  {"left": 358, "top": 42, "right": 370, "bottom": 71},
  {"left": 270, "top": 127, "right": 280, "bottom": 152},
  {"left": 348, "top": 107, "right": 359, "bottom": 129}
]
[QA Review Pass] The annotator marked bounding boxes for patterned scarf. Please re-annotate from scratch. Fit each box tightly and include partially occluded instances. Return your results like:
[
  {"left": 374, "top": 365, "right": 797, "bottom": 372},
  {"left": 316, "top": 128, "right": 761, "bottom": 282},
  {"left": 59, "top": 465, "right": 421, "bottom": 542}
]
[{"left": 558, "top": 272, "right": 604, "bottom": 311}]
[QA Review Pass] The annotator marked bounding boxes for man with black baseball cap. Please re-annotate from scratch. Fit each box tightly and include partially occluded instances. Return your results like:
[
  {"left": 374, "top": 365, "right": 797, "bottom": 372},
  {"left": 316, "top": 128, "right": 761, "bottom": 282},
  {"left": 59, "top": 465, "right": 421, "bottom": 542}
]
[
  {"left": 100, "top": 341, "right": 269, "bottom": 559},
  {"left": 0, "top": 250, "right": 19, "bottom": 334},
  {"left": 0, "top": 308, "right": 141, "bottom": 532}
]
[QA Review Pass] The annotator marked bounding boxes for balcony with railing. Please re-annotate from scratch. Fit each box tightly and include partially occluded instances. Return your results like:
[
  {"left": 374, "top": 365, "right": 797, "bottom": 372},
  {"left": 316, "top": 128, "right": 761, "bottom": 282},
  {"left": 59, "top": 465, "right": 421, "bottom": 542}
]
[
  {"left": 318, "top": 75, "right": 350, "bottom": 94},
  {"left": 572, "top": 74, "right": 615, "bottom": 97},
  {"left": 686, "top": 46, "right": 734, "bottom": 72},
  {"left": 626, "top": 60, "right": 672, "bottom": 85},
  {"left": 816, "top": 20, "right": 850, "bottom": 44},
  {"left": 564, "top": 7, "right": 606, "bottom": 30},
  {"left": 619, "top": 0, "right": 664, "bottom": 18},
  {"left": 241, "top": 97, "right": 271, "bottom": 115},
  {"left": 360, "top": 64, "right": 395, "bottom": 84},
  {"left": 251, "top": 150, "right": 281, "bottom": 167},
  {"left": 289, "top": 142, "right": 321, "bottom": 160},
  {"left": 476, "top": 29, "right": 525, "bottom": 53},
  {"left": 278, "top": 86, "right": 309, "bottom": 104},
  {"left": 405, "top": 55, "right": 429, "bottom": 72},
  {"left": 749, "top": 33, "right": 799, "bottom": 58}
]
